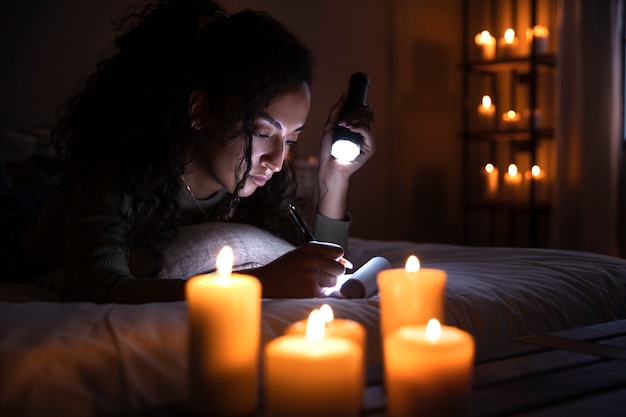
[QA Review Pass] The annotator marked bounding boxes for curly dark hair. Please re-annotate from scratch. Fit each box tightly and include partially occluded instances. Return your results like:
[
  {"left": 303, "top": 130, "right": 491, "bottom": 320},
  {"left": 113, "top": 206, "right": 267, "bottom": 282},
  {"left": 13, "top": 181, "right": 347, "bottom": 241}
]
[{"left": 51, "top": 0, "right": 314, "bottom": 259}]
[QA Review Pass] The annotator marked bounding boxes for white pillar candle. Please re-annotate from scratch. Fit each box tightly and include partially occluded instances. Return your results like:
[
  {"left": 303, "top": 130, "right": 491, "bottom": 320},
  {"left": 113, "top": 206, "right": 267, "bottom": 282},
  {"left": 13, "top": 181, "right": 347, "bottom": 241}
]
[
  {"left": 384, "top": 319, "right": 475, "bottom": 417},
  {"left": 187, "top": 246, "right": 261, "bottom": 417},
  {"left": 264, "top": 309, "right": 363, "bottom": 417},
  {"left": 377, "top": 255, "right": 447, "bottom": 338}
]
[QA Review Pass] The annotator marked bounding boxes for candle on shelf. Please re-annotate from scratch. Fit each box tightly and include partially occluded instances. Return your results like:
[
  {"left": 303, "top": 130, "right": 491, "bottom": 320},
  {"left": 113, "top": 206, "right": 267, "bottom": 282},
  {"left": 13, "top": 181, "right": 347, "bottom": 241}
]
[
  {"left": 482, "top": 163, "right": 499, "bottom": 199},
  {"left": 474, "top": 30, "right": 496, "bottom": 60},
  {"left": 502, "top": 109, "right": 522, "bottom": 129},
  {"left": 264, "top": 309, "right": 363, "bottom": 417},
  {"left": 477, "top": 95, "right": 496, "bottom": 129},
  {"left": 284, "top": 303, "right": 366, "bottom": 351},
  {"left": 384, "top": 318, "right": 475, "bottom": 417},
  {"left": 377, "top": 255, "right": 447, "bottom": 338},
  {"left": 503, "top": 163, "right": 524, "bottom": 201},
  {"left": 527, "top": 24, "right": 549, "bottom": 54},
  {"left": 186, "top": 246, "right": 262, "bottom": 417},
  {"left": 498, "top": 28, "right": 519, "bottom": 58},
  {"left": 528, "top": 164, "right": 549, "bottom": 202}
]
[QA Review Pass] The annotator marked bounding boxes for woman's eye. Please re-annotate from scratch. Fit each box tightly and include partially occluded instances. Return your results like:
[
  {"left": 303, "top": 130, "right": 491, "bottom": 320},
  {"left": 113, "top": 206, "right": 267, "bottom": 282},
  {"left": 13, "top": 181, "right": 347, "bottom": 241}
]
[
  {"left": 253, "top": 132, "right": 270, "bottom": 139},
  {"left": 286, "top": 139, "right": 298, "bottom": 147}
]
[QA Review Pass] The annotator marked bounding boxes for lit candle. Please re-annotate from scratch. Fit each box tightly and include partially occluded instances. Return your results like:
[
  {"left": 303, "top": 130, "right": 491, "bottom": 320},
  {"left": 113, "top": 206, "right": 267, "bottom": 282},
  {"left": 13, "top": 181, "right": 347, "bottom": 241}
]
[
  {"left": 384, "top": 319, "right": 475, "bottom": 417},
  {"left": 502, "top": 109, "right": 521, "bottom": 129},
  {"left": 503, "top": 163, "right": 524, "bottom": 201},
  {"left": 498, "top": 28, "right": 519, "bottom": 58},
  {"left": 527, "top": 24, "right": 549, "bottom": 54},
  {"left": 186, "top": 246, "right": 262, "bottom": 417},
  {"left": 284, "top": 304, "right": 366, "bottom": 350},
  {"left": 528, "top": 164, "right": 549, "bottom": 201},
  {"left": 474, "top": 30, "right": 496, "bottom": 60},
  {"left": 482, "top": 163, "right": 499, "bottom": 199},
  {"left": 264, "top": 309, "right": 363, "bottom": 417},
  {"left": 477, "top": 95, "right": 495, "bottom": 128},
  {"left": 377, "top": 255, "right": 446, "bottom": 338}
]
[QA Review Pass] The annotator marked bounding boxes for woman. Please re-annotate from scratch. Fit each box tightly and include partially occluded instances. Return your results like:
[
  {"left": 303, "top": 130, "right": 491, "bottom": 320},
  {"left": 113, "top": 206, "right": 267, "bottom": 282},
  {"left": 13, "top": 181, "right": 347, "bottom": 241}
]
[{"left": 6, "top": 0, "right": 375, "bottom": 303}]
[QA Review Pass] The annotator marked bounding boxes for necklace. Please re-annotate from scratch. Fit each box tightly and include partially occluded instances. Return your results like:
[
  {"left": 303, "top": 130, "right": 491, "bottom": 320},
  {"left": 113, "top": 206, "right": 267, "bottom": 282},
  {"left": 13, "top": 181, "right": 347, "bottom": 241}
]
[{"left": 180, "top": 175, "right": 208, "bottom": 216}]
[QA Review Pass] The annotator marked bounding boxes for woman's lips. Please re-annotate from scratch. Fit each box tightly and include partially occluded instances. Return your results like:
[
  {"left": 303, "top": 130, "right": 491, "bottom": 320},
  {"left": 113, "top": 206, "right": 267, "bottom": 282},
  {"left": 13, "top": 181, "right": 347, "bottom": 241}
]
[{"left": 249, "top": 175, "right": 270, "bottom": 187}]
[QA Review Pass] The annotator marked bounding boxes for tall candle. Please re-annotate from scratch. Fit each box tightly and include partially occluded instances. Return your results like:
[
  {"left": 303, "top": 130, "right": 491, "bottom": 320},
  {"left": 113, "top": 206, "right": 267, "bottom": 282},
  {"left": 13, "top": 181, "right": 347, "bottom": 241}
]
[
  {"left": 187, "top": 246, "right": 261, "bottom": 417},
  {"left": 503, "top": 163, "right": 524, "bottom": 201},
  {"left": 527, "top": 24, "right": 549, "bottom": 53},
  {"left": 377, "top": 255, "right": 447, "bottom": 338},
  {"left": 474, "top": 30, "right": 496, "bottom": 60},
  {"left": 528, "top": 164, "right": 549, "bottom": 201},
  {"left": 264, "top": 309, "right": 363, "bottom": 417},
  {"left": 498, "top": 28, "right": 519, "bottom": 58},
  {"left": 384, "top": 319, "right": 475, "bottom": 417},
  {"left": 482, "top": 163, "right": 499, "bottom": 199}
]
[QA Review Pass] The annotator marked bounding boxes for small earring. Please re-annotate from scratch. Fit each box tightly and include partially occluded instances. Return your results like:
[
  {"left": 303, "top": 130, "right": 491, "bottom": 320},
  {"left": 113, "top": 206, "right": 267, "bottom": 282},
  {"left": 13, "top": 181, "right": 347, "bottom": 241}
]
[{"left": 191, "top": 120, "right": 199, "bottom": 129}]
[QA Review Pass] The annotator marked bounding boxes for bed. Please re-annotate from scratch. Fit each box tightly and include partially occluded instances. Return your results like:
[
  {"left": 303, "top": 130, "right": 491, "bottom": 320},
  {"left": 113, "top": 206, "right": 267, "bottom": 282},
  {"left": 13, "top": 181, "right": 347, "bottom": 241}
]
[{"left": 1, "top": 225, "right": 626, "bottom": 417}]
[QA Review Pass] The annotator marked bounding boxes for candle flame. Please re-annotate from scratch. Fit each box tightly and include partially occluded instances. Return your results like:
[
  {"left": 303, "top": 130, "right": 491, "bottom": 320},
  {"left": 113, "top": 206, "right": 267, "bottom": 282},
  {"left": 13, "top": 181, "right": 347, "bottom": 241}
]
[
  {"left": 319, "top": 304, "right": 334, "bottom": 323},
  {"left": 426, "top": 318, "right": 442, "bottom": 343},
  {"left": 405, "top": 255, "right": 420, "bottom": 273},
  {"left": 484, "top": 163, "right": 495, "bottom": 173},
  {"left": 533, "top": 25, "right": 549, "bottom": 37},
  {"left": 481, "top": 95, "right": 492, "bottom": 108},
  {"left": 508, "top": 163, "right": 518, "bottom": 176},
  {"left": 505, "top": 110, "right": 517, "bottom": 120},
  {"left": 479, "top": 30, "right": 491, "bottom": 43},
  {"left": 305, "top": 309, "right": 325, "bottom": 342},
  {"left": 216, "top": 246, "right": 233, "bottom": 277},
  {"left": 531, "top": 165, "right": 541, "bottom": 177},
  {"left": 504, "top": 28, "right": 515, "bottom": 44}
]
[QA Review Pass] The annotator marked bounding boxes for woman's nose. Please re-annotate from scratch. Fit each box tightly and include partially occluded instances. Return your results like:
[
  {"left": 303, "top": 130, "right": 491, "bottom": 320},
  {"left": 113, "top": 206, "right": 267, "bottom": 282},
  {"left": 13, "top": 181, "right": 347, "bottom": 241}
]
[{"left": 262, "top": 139, "right": 286, "bottom": 172}]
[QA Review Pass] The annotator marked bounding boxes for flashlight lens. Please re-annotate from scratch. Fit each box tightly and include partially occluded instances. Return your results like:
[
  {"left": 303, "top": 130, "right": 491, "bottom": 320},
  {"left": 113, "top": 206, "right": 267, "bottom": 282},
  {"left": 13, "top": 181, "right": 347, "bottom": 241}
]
[{"left": 331, "top": 139, "right": 360, "bottom": 162}]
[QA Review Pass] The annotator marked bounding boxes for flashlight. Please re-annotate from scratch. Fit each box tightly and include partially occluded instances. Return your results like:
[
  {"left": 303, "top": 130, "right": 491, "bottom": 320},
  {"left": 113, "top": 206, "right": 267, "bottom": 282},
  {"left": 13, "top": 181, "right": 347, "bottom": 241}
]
[{"left": 331, "top": 72, "right": 370, "bottom": 162}]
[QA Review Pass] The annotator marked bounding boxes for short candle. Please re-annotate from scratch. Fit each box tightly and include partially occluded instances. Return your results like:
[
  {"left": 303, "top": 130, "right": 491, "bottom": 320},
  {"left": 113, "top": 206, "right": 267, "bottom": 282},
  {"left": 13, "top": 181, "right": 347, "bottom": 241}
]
[
  {"left": 474, "top": 30, "right": 496, "bottom": 60},
  {"left": 264, "top": 309, "right": 363, "bottom": 417},
  {"left": 384, "top": 319, "right": 475, "bottom": 417}
]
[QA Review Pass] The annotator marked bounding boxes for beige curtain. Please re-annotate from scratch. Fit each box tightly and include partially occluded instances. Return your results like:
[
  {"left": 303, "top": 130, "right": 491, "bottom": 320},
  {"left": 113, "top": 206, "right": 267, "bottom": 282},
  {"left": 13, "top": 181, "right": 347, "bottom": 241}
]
[{"left": 551, "top": 0, "right": 623, "bottom": 256}]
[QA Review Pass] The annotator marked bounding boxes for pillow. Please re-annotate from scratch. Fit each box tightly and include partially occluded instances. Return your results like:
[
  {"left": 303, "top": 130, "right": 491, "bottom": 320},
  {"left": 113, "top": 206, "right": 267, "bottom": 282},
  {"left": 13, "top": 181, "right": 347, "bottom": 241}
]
[{"left": 155, "top": 222, "right": 296, "bottom": 280}]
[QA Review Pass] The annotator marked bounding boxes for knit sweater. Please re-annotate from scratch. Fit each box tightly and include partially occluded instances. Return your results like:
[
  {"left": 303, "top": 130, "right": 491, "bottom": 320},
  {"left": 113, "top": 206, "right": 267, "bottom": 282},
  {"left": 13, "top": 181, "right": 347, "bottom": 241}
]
[{"left": 8, "top": 175, "right": 350, "bottom": 303}]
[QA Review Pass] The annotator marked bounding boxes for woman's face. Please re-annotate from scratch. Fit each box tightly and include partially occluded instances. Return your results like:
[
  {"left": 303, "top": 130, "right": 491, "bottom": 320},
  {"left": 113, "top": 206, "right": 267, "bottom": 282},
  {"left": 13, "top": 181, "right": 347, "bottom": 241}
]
[{"left": 194, "top": 82, "right": 311, "bottom": 198}]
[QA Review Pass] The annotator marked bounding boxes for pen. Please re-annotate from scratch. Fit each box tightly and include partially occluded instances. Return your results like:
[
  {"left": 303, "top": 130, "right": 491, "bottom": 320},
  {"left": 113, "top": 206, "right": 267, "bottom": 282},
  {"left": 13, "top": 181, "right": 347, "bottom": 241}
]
[{"left": 286, "top": 203, "right": 353, "bottom": 269}]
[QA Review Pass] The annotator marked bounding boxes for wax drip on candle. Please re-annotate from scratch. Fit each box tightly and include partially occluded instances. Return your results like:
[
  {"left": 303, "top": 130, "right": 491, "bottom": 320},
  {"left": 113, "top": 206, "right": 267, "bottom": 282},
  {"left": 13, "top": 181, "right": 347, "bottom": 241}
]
[
  {"left": 405, "top": 255, "right": 420, "bottom": 273},
  {"left": 215, "top": 245, "right": 233, "bottom": 277}
]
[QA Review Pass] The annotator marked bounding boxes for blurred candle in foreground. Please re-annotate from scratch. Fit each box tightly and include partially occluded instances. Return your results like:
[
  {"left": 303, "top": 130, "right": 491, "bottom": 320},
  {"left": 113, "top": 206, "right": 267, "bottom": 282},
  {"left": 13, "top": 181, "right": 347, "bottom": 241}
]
[
  {"left": 265, "top": 309, "right": 363, "bottom": 417},
  {"left": 378, "top": 255, "right": 446, "bottom": 337},
  {"left": 186, "top": 246, "right": 261, "bottom": 417},
  {"left": 477, "top": 95, "right": 496, "bottom": 128},
  {"left": 384, "top": 319, "right": 475, "bottom": 417}
]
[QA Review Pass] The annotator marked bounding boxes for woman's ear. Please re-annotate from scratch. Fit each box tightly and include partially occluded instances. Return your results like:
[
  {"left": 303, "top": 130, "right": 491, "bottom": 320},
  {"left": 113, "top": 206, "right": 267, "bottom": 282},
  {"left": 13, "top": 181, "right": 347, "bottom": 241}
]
[{"left": 189, "top": 90, "right": 208, "bottom": 130}]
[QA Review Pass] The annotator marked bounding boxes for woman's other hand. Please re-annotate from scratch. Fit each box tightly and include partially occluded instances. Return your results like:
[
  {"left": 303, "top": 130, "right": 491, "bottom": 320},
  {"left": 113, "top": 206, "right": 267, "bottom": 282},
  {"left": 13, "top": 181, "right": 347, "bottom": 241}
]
[
  {"left": 247, "top": 242, "right": 346, "bottom": 298},
  {"left": 316, "top": 94, "right": 375, "bottom": 219}
]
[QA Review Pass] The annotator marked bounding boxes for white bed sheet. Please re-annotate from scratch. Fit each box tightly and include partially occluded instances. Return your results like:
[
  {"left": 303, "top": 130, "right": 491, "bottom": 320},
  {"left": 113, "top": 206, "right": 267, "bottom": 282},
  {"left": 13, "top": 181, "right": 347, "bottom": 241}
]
[{"left": 1, "top": 239, "right": 626, "bottom": 416}]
